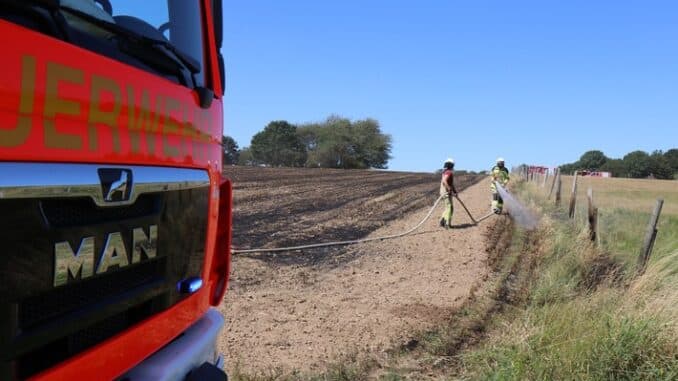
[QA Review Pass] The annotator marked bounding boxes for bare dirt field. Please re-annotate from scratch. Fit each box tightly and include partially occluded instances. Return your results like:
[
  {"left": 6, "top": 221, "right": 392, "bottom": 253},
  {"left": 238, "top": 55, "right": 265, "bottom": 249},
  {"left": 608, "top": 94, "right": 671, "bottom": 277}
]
[{"left": 218, "top": 167, "right": 497, "bottom": 375}]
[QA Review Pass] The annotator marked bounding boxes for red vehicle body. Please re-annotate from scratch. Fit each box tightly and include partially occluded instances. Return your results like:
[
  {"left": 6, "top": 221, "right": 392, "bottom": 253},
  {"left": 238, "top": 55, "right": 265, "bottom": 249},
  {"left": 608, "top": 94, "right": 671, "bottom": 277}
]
[
  {"left": 0, "top": 1, "right": 230, "bottom": 380},
  {"left": 578, "top": 170, "right": 611, "bottom": 178},
  {"left": 528, "top": 166, "right": 549, "bottom": 175}
]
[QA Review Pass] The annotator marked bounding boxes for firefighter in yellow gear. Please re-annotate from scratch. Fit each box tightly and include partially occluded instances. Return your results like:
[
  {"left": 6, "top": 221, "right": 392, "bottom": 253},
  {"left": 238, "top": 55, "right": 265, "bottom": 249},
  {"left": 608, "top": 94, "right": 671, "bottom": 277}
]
[
  {"left": 490, "top": 157, "right": 510, "bottom": 214},
  {"left": 439, "top": 158, "right": 458, "bottom": 228}
]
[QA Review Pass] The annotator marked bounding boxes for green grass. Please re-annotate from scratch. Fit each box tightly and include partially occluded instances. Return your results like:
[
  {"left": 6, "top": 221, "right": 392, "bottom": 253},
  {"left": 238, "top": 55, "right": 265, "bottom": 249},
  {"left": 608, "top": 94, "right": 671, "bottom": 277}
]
[
  {"left": 598, "top": 208, "right": 678, "bottom": 272},
  {"left": 463, "top": 295, "right": 677, "bottom": 380},
  {"left": 457, "top": 180, "right": 678, "bottom": 381}
]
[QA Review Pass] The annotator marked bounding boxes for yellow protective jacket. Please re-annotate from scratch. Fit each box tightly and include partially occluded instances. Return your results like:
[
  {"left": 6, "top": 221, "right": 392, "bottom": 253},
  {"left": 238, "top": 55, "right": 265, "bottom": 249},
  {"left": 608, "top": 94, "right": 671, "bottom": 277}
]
[{"left": 490, "top": 166, "right": 509, "bottom": 192}]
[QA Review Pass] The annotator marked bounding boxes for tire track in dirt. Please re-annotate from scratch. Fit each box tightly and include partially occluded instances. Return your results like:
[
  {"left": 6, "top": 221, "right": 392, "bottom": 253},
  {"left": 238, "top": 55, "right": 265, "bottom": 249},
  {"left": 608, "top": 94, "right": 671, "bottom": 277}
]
[{"left": 218, "top": 178, "right": 497, "bottom": 374}]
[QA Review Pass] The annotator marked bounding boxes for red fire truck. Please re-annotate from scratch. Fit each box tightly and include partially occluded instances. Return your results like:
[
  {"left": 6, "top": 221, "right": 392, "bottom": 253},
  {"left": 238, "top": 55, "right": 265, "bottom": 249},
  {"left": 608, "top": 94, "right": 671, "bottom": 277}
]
[{"left": 0, "top": 1, "right": 231, "bottom": 379}]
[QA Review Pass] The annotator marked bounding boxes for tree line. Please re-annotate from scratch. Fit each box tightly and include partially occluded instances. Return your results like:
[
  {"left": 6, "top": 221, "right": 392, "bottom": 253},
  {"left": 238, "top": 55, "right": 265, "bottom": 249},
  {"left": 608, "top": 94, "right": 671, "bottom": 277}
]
[
  {"left": 222, "top": 115, "right": 392, "bottom": 169},
  {"left": 560, "top": 149, "right": 678, "bottom": 179}
]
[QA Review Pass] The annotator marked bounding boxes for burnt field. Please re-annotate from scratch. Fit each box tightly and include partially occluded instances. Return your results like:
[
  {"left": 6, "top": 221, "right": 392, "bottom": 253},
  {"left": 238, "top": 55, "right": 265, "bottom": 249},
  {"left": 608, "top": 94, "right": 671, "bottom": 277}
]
[
  {"left": 219, "top": 167, "right": 490, "bottom": 373},
  {"left": 224, "top": 166, "right": 482, "bottom": 254}
]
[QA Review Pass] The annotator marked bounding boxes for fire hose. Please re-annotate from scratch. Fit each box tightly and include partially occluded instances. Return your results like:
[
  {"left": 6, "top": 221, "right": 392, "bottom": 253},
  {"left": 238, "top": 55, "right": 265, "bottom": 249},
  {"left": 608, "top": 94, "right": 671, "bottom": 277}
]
[
  {"left": 455, "top": 195, "right": 496, "bottom": 224},
  {"left": 231, "top": 191, "right": 499, "bottom": 255}
]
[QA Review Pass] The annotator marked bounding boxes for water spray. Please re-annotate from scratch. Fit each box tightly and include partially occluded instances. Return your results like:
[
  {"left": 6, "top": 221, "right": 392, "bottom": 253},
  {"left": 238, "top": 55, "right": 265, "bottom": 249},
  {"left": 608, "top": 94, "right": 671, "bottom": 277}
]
[{"left": 494, "top": 181, "right": 539, "bottom": 230}]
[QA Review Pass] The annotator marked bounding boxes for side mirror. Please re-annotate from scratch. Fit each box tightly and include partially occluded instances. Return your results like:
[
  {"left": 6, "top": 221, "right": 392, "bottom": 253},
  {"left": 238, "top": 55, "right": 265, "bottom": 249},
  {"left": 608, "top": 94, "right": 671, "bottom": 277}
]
[
  {"left": 212, "top": 0, "right": 225, "bottom": 93},
  {"left": 218, "top": 53, "right": 225, "bottom": 95},
  {"left": 196, "top": 87, "right": 214, "bottom": 108}
]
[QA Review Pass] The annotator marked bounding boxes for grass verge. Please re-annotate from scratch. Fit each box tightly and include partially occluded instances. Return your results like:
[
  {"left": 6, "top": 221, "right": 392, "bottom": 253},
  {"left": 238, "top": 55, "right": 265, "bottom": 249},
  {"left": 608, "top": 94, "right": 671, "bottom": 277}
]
[{"left": 455, "top": 180, "right": 678, "bottom": 380}]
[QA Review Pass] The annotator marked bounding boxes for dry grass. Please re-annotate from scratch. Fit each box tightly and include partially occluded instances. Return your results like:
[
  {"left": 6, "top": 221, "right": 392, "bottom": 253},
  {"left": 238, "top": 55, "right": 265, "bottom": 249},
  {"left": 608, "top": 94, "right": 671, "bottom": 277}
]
[
  {"left": 559, "top": 175, "right": 678, "bottom": 215},
  {"left": 543, "top": 175, "right": 678, "bottom": 271},
  {"left": 456, "top": 179, "right": 678, "bottom": 380}
]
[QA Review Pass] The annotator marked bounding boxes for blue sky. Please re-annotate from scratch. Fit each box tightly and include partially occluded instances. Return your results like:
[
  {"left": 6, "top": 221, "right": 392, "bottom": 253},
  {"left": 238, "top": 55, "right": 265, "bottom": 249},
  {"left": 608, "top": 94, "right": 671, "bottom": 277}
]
[{"left": 222, "top": 0, "right": 678, "bottom": 172}]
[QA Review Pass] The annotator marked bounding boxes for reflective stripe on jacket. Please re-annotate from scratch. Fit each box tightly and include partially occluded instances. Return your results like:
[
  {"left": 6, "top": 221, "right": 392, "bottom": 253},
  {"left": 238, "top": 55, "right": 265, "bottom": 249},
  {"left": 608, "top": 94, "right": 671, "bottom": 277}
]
[{"left": 490, "top": 166, "right": 509, "bottom": 192}]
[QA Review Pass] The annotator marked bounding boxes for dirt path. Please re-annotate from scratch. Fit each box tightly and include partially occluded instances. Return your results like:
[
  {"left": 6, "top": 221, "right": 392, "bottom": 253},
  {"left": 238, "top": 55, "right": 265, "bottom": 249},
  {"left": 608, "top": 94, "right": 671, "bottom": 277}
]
[{"left": 218, "top": 180, "right": 495, "bottom": 374}]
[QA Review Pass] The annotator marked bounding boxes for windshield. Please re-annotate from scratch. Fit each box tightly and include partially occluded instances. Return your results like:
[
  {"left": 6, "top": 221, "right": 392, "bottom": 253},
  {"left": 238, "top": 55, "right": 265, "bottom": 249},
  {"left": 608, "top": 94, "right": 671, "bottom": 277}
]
[{"left": 58, "top": 0, "right": 205, "bottom": 87}]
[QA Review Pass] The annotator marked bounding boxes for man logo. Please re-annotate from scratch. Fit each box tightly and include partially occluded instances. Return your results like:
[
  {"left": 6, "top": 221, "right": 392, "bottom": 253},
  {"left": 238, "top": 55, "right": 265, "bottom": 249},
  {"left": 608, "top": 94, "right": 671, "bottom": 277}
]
[
  {"left": 53, "top": 226, "right": 158, "bottom": 287},
  {"left": 98, "top": 168, "right": 133, "bottom": 202}
]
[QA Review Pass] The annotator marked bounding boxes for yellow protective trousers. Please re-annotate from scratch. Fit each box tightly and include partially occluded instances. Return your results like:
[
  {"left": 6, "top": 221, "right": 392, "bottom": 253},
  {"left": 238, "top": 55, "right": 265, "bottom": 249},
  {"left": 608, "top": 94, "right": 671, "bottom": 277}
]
[
  {"left": 441, "top": 196, "right": 453, "bottom": 225},
  {"left": 492, "top": 192, "right": 503, "bottom": 212}
]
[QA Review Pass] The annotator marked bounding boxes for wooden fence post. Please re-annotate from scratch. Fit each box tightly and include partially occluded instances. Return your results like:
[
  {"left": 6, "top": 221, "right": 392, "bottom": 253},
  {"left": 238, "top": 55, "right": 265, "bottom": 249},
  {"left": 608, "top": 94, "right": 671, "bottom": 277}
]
[
  {"left": 568, "top": 171, "right": 578, "bottom": 218},
  {"left": 637, "top": 199, "right": 664, "bottom": 273},
  {"left": 587, "top": 188, "right": 598, "bottom": 241},
  {"left": 555, "top": 171, "right": 562, "bottom": 206},
  {"left": 542, "top": 171, "right": 549, "bottom": 188},
  {"left": 548, "top": 167, "right": 559, "bottom": 199}
]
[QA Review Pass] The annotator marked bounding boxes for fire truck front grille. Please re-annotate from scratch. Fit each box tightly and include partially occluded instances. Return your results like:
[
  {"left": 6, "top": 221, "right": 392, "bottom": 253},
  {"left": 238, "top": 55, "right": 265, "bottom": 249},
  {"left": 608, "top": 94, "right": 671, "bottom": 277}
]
[
  {"left": 40, "top": 194, "right": 161, "bottom": 228},
  {"left": 16, "top": 296, "right": 165, "bottom": 380},
  {"left": 0, "top": 163, "right": 210, "bottom": 381},
  {"left": 18, "top": 258, "right": 166, "bottom": 330}
]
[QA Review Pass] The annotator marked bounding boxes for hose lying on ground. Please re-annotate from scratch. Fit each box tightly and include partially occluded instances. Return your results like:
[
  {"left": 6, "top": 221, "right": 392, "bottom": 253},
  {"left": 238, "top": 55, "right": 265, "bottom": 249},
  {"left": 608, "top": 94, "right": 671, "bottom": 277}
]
[
  {"left": 454, "top": 194, "right": 478, "bottom": 223},
  {"left": 231, "top": 192, "right": 496, "bottom": 255},
  {"left": 475, "top": 211, "right": 496, "bottom": 223}
]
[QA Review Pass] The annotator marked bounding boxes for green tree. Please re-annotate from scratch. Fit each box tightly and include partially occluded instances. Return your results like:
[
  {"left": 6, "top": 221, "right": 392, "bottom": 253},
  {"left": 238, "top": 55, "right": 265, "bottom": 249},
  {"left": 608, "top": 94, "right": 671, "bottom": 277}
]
[
  {"left": 311, "top": 116, "right": 355, "bottom": 168},
  {"left": 559, "top": 162, "right": 578, "bottom": 175},
  {"left": 237, "top": 147, "right": 254, "bottom": 166},
  {"left": 297, "top": 118, "right": 350, "bottom": 168},
  {"left": 578, "top": 150, "right": 608, "bottom": 170},
  {"left": 250, "top": 121, "right": 307, "bottom": 167},
  {"left": 298, "top": 115, "right": 392, "bottom": 169},
  {"left": 623, "top": 150, "right": 652, "bottom": 178},
  {"left": 351, "top": 118, "right": 392, "bottom": 169},
  {"left": 664, "top": 148, "right": 678, "bottom": 175},
  {"left": 559, "top": 148, "right": 677, "bottom": 178},
  {"left": 649, "top": 150, "right": 673, "bottom": 179},
  {"left": 221, "top": 136, "right": 239, "bottom": 165},
  {"left": 600, "top": 158, "right": 627, "bottom": 177}
]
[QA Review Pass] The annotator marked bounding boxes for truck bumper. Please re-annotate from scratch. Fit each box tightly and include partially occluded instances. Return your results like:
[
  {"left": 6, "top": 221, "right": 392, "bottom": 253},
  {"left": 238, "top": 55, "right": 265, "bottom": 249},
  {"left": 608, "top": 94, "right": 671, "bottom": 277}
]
[{"left": 120, "top": 308, "right": 226, "bottom": 381}]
